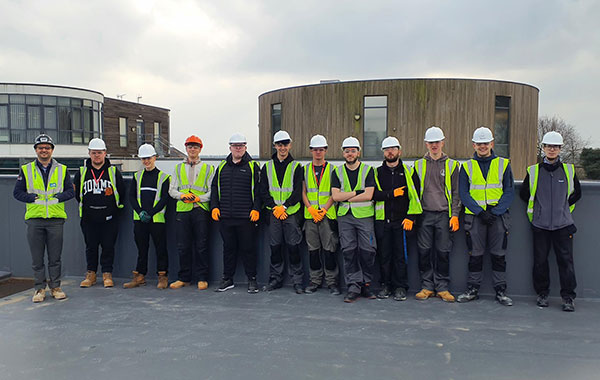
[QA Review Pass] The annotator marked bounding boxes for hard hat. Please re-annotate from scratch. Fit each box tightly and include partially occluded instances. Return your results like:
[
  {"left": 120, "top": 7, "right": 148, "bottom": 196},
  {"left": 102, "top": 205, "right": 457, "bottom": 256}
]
[
  {"left": 341, "top": 136, "right": 361, "bottom": 150},
  {"left": 88, "top": 138, "right": 107, "bottom": 150},
  {"left": 273, "top": 130, "right": 292, "bottom": 144},
  {"left": 381, "top": 136, "right": 401, "bottom": 150},
  {"left": 309, "top": 134, "right": 328, "bottom": 148},
  {"left": 424, "top": 126, "right": 445, "bottom": 142},
  {"left": 472, "top": 127, "right": 494, "bottom": 143},
  {"left": 229, "top": 133, "right": 247, "bottom": 144},
  {"left": 541, "top": 131, "right": 564, "bottom": 145},
  {"left": 34, "top": 133, "right": 54, "bottom": 148},
  {"left": 185, "top": 135, "right": 203, "bottom": 147},
  {"left": 138, "top": 144, "right": 157, "bottom": 158}
]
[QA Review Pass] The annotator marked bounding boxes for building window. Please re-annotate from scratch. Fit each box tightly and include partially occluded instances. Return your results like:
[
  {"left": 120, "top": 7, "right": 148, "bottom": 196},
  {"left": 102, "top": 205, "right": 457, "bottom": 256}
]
[
  {"left": 119, "top": 117, "right": 128, "bottom": 147},
  {"left": 494, "top": 96, "right": 510, "bottom": 158},
  {"left": 0, "top": 105, "right": 8, "bottom": 142},
  {"left": 271, "top": 103, "right": 282, "bottom": 154},
  {"left": 136, "top": 119, "right": 144, "bottom": 147},
  {"left": 363, "top": 96, "right": 388, "bottom": 159},
  {"left": 153, "top": 122, "right": 162, "bottom": 155}
]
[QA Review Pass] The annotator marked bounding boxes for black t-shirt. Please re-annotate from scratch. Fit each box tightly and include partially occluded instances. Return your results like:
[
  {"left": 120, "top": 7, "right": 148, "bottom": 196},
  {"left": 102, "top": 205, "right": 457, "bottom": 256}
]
[
  {"left": 312, "top": 165, "right": 324, "bottom": 186},
  {"left": 331, "top": 163, "right": 375, "bottom": 190}
]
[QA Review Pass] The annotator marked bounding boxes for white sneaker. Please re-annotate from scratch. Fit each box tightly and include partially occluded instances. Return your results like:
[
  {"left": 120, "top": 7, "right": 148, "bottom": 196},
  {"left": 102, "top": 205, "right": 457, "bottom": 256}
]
[{"left": 32, "top": 288, "right": 46, "bottom": 303}]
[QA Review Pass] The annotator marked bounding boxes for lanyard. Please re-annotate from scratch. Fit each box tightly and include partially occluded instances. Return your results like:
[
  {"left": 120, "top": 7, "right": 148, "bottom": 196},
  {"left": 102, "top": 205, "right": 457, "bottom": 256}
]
[
  {"left": 312, "top": 162, "right": 326, "bottom": 187},
  {"left": 91, "top": 169, "right": 105, "bottom": 186}
]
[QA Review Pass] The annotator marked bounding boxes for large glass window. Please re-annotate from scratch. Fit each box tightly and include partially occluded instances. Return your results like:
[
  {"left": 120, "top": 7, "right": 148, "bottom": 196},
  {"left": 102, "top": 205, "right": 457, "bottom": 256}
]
[
  {"left": 363, "top": 96, "right": 388, "bottom": 159},
  {"left": 494, "top": 96, "right": 510, "bottom": 158},
  {"left": 119, "top": 117, "right": 127, "bottom": 147},
  {"left": 136, "top": 119, "right": 144, "bottom": 147},
  {"left": 0, "top": 105, "right": 8, "bottom": 142},
  {"left": 271, "top": 103, "right": 281, "bottom": 154}
]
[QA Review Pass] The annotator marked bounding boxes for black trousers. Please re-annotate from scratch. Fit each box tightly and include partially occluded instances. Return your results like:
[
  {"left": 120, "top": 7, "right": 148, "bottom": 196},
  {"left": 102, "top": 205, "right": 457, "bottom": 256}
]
[
  {"left": 532, "top": 226, "right": 577, "bottom": 299},
  {"left": 375, "top": 219, "right": 409, "bottom": 290},
  {"left": 81, "top": 218, "right": 119, "bottom": 273},
  {"left": 219, "top": 218, "right": 258, "bottom": 280},
  {"left": 175, "top": 208, "right": 210, "bottom": 282},
  {"left": 133, "top": 221, "right": 169, "bottom": 275}
]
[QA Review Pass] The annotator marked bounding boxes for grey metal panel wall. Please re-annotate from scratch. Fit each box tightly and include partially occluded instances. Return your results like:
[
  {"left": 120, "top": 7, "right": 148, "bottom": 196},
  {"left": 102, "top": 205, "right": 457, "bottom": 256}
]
[{"left": 1, "top": 174, "right": 598, "bottom": 298}]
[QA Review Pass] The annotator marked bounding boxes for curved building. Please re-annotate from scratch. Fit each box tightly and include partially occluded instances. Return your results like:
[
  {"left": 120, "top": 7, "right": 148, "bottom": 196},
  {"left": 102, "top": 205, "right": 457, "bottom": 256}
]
[{"left": 258, "top": 78, "right": 539, "bottom": 178}]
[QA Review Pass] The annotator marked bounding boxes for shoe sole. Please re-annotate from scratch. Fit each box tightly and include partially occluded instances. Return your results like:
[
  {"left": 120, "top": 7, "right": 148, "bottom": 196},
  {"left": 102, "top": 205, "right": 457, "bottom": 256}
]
[
  {"left": 247, "top": 289, "right": 259, "bottom": 294},
  {"left": 216, "top": 284, "right": 235, "bottom": 292},
  {"left": 457, "top": 296, "right": 479, "bottom": 303}
]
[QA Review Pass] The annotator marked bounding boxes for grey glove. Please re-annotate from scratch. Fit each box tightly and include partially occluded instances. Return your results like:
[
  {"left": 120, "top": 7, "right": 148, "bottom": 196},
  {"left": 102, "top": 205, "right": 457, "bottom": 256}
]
[
  {"left": 139, "top": 211, "right": 152, "bottom": 223},
  {"left": 478, "top": 210, "right": 496, "bottom": 226}
]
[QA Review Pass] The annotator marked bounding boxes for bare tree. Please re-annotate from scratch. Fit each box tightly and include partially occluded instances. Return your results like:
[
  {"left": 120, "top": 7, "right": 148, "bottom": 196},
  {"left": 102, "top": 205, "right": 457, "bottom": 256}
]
[{"left": 538, "top": 115, "right": 589, "bottom": 164}]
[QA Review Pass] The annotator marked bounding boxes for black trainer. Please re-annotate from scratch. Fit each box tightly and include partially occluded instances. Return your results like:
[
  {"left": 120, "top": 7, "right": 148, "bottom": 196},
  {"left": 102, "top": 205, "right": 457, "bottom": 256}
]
[
  {"left": 495, "top": 290, "right": 513, "bottom": 306},
  {"left": 215, "top": 278, "right": 234, "bottom": 292},
  {"left": 293, "top": 284, "right": 304, "bottom": 294},
  {"left": 305, "top": 283, "right": 319, "bottom": 294},
  {"left": 328, "top": 285, "right": 341, "bottom": 295},
  {"left": 393, "top": 288, "right": 407, "bottom": 301},
  {"left": 247, "top": 278, "right": 258, "bottom": 294},
  {"left": 536, "top": 294, "right": 549, "bottom": 307},
  {"left": 562, "top": 298, "right": 575, "bottom": 312},
  {"left": 377, "top": 285, "right": 392, "bottom": 299},
  {"left": 457, "top": 287, "right": 479, "bottom": 303},
  {"left": 361, "top": 286, "right": 376, "bottom": 299},
  {"left": 262, "top": 279, "right": 282, "bottom": 292},
  {"left": 344, "top": 291, "right": 360, "bottom": 303}
]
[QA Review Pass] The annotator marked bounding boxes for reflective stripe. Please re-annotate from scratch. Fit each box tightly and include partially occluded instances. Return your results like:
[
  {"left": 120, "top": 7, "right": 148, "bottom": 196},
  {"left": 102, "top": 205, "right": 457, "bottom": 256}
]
[
  {"left": 463, "top": 157, "right": 508, "bottom": 215},
  {"left": 266, "top": 160, "right": 301, "bottom": 214},
  {"left": 336, "top": 163, "right": 374, "bottom": 218},
  {"left": 23, "top": 160, "right": 67, "bottom": 219},
  {"left": 134, "top": 169, "right": 169, "bottom": 222},
  {"left": 176, "top": 162, "right": 213, "bottom": 212},
  {"left": 526, "top": 163, "right": 575, "bottom": 222}
]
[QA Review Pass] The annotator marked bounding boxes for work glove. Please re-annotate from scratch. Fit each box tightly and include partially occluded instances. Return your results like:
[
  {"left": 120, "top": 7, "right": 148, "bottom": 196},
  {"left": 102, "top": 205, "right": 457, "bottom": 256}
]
[
  {"left": 279, "top": 210, "right": 289, "bottom": 220},
  {"left": 317, "top": 208, "right": 328, "bottom": 221},
  {"left": 249, "top": 210, "right": 260, "bottom": 222},
  {"left": 478, "top": 210, "right": 496, "bottom": 226},
  {"left": 211, "top": 208, "right": 220, "bottom": 221},
  {"left": 449, "top": 216, "right": 459, "bottom": 232},
  {"left": 401, "top": 218, "right": 414, "bottom": 231},
  {"left": 273, "top": 205, "right": 286, "bottom": 219},
  {"left": 180, "top": 193, "right": 195, "bottom": 203},
  {"left": 393, "top": 186, "right": 406, "bottom": 197},
  {"left": 139, "top": 211, "right": 152, "bottom": 223},
  {"left": 307, "top": 206, "right": 323, "bottom": 223},
  {"left": 188, "top": 194, "right": 201, "bottom": 203}
]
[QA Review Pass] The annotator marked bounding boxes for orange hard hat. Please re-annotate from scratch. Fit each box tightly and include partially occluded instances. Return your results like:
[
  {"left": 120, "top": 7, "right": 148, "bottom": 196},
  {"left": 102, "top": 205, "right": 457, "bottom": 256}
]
[{"left": 185, "top": 135, "right": 203, "bottom": 147}]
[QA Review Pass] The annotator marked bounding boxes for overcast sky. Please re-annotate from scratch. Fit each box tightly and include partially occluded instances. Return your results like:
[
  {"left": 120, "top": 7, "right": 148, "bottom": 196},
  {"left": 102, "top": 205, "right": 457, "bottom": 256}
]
[{"left": 1, "top": 0, "right": 598, "bottom": 155}]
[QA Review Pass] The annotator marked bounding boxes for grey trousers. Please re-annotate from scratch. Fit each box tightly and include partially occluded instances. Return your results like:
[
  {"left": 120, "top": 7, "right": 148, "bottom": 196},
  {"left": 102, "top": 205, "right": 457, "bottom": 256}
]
[
  {"left": 25, "top": 218, "right": 65, "bottom": 290},
  {"left": 417, "top": 211, "right": 453, "bottom": 292},
  {"left": 305, "top": 218, "right": 339, "bottom": 286},
  {"left": 269, "top": 213, "right": 303, "bottom": 285},
  {"left": 338, "top": 214, "right": 376, "bottom": 294}
]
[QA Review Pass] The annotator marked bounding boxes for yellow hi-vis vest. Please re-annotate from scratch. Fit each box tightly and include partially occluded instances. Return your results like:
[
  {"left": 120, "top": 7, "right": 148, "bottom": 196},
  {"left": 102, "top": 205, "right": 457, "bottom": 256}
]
[
  {"left": 175, "top": 162, "right": 213, "bottom": 212},
  {"left": 462, "top": 157, "right": 509, "bottom": 215},
  {"left": 265, "top": 160, "right": 301, "bottom": 215},
  {"left": 216, "top": 159, "right": 257, "bottom": 201},
  {"left": 373, "top": 164, "right": 422, "bottom": 221},
  {"left": 526, "top": 163, "right": 575, "bottom": 222},
  {"left": 413, "top": 158, "right": 459, "bottom": 217},
  {"left": 78, "top": 165, "right": 123, "bottom": 217},
  {"left": 133, "top": 169, "right": 170, "bottom": 223},
  {"left": 304, "top": 162, "right": 336, "bottom": 220},
  {"left": 22, "top": 160, "right": 67, "bottom": 220},
  {"left": 336, "top": 163, "right": 374, "bottom": 219}
]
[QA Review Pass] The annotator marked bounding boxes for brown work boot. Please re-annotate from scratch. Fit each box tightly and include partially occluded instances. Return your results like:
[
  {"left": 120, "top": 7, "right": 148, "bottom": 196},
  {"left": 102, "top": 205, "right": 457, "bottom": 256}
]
[
  {"left": 437, "top": 290, "right": 455, "bottom": 302},
  {"left": 415, "top": 288, "right": 435, "bottom": 300},
  {"left": 169, "top": 280, "right": 190, "bottom": 289},
  {"left": 197, "top": 281, "right": 208, "bottom": 290},
  {"left": 157, "top": 271, "right": 168, "bottom": 289},
  {"left": 32, "top": 288, "right": 46, "bottom": 303},
  {"left": 80, "top": 271, "right": 97, "bottom": 288},
  {"left": 50, "top": 287, "right": 67, "bottom": 300},
  {"left": 103, "top": 272, "right": 114, "bottom": 288},
  {"left": 123, "top": 271, "right": 146, "bottom": 289}
]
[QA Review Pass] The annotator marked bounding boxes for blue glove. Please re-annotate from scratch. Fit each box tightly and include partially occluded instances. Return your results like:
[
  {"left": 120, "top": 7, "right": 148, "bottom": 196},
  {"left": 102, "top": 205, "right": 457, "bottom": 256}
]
[{"left": 139, "top": 211, "right": 152, "bottom": 223}]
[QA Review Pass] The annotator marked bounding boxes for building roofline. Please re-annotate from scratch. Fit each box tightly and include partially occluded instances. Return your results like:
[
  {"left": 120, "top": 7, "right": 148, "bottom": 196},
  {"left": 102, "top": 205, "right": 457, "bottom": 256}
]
[
  {"left": 104, "top": 97, "right": 170, "bottom": 111},
  {"left": 0, "top": 82, "right": 104, "bottom": 97}
]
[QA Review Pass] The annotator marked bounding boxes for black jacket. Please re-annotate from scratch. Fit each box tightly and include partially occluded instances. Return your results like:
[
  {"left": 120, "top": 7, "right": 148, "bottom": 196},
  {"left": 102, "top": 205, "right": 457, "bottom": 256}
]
[
  {"left": 260, "top": 153, "right": 303, "bottom": 209},
  {"left": 372, "top": 159, "right": 418, "bottom": 222},
  {"left": 128, "top": 167, "right": 171, "bottom": 216}
]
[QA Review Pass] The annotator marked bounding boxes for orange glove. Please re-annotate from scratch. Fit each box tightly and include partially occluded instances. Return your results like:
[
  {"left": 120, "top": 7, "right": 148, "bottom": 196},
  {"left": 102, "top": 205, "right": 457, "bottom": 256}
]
[
  {"left": 307, "top": 206, "right": 322, "bottom": 223},
  {"left": 280, "top": 211, "right": 289, "bottom": 220},
  {"left": 317, "top": 208, "right": 327, "bottom": 221},
  {"left": 273, "top": 205, "right": 286, "bottom": 219},
  {"left": 180, "top": 193, "right": 195, "bottom": 203},
  {"left": 211, "top": 208, "right": 220, "bottom": 221},
  {"left": 393, "top": 186, "right": 406, "bottom": 197},
  {"left": 189, "top": 194, "right": 201, "bottom": 203},
  {"left": 250, "top": 210, "right": 259, "bottom": 222},
  {"left": 401, "top": 218, "right": 414, "bottom": 231},
  {"left": 449, "top": 216, "right": 459, "bottom": 232}
]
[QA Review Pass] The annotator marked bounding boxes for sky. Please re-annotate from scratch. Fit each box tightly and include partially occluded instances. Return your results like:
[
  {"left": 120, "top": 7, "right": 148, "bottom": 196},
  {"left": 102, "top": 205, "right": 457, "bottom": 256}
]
[{"left": 1, "top": 0, "right": 599, "bottom": 155}]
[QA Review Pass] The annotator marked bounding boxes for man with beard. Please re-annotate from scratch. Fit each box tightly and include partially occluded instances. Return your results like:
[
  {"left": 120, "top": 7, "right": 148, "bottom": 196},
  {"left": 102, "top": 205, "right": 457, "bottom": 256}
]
[{"left": 331, "top": 136, "right": 377, "bottom": 303}]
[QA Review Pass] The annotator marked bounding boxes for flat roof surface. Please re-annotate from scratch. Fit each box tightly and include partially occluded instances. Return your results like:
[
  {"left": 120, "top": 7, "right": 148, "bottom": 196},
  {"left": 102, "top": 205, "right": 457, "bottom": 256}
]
[{"left": 1, "top": 277, "right": 599, "bottom": 380}]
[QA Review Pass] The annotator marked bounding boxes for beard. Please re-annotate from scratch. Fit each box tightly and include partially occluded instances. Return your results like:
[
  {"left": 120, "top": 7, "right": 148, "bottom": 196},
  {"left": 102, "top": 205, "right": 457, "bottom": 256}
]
[
  {"left": 385, "top": 155, "right": 399, "bottom": 163},
  {"left": 344, "top": 157, "right": 358, "bottom": 165}
]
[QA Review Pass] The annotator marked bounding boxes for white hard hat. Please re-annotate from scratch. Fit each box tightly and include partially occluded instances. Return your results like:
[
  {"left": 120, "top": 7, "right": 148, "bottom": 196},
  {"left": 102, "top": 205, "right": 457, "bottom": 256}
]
[
  {"left": 88, "top": 138, "right": 107, "bottom": 150},
  {"left": 273, "top": 130, "right": 292, "bottom": 143},
  {"left": 541, "top": 131, "right": 564, "bottom": 145},
  {"left": 381, "top": 136, "right": 401, "bottom": 150},
  {"left": 309, "top": 134, "right": 328, "bottom": 148},
  {"left": 138, "top": 143, "right": 157, "bottom": 158},
  {"left": 472, "top": 127, "right": 494, "bottom": 143},
  {"left": 341, "top": 136, "right": 361, "bottom": 150},
  {"left": 424, "top": 126, "right": 445, "bottom": 142},
  {"left": 229, "top": 133, "right": 247, "bottom": 144}
]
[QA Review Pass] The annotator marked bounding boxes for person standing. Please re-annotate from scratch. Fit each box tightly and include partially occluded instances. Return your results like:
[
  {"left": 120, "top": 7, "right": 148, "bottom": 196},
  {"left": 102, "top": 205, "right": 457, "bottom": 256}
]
[
  {"left": 124, "top": 144, "right": 171, "bottom": 289},
  {"left": 13, "top": 134, "right": 74, "bottom": 302},
  {"left": 412, "top": 127, "right": 460, "bottom": 302},
  {"left": 331, "top": 137, "right": 377, "bottom": 303},
  {"left": 168, "top": 135, "right": 214, "bottom": 290},
  {"left": 75, "top": 138, "right": 125, "bottom": 288},
  {"left": 373, "top": 136, "right": 422, "bottom": 301},
  {"left": 261, "top": 130, "right": 305, "bottom": 294},
  {"left": 211, "top": 133, "right": 261, "bottom": 293},
  {"left": 457, "top": 127, "right": 515, "bottom": 306},
  {"left": 302, "top": 135, "right": 340, "bottom": 295},
  {"left": 520, "top": 131, "right": 581, "bottom": 311}
]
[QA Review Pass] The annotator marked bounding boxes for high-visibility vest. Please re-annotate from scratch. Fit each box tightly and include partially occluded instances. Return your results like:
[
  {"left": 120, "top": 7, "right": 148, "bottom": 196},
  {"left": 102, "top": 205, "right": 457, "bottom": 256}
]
[
  {"left": 22, "top": 160, "right": 67, "bottom": 220},
  {"left": 175, "top": 162, "right": 213, "bottom": 212},
  {"left": 216, "top": 159, "right": 257, "bottom": 201},
  {"left": 265, "top": 160, "right": 301, "bottom": 215},
  {"left": 373, "top": 163, "right": 422, "bottom": 221},
  {"left": 526, "top": 163, "right": 575, "bottom": 222},
  {"left": 133, "top": 169, "right": 170, "bottom": 223},
  {"left": 304, "top": 162, "right": 336, "bottom": 220},
  {"left": 336, "top": 163, "right": 374, "bottom": 219},
  {"left": 79, "top": 165, "right": 123, "bottom": 217},
  {"left": 462, "top": 157, "right": 509, "bottom": 215},
  {"left": 413, "top": 158, "right": 459, "bottom": 217}
]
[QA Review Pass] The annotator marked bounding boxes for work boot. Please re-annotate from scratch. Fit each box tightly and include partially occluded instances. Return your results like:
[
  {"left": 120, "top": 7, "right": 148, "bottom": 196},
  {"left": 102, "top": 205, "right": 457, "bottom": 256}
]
[
  {"left": 247, "top": 278, "right": 259, "bottom": 294},
  {"left": 197, "top": 281, "right": 208, "bottom": 290},
  {"left": 393, "top": 288, "right": 407, "bottom": 301},
  {"left": 495, "top": 290, "right": 513, "bottom": 306},
  {"left": 293, "top": 284, "right": 304, "bottom": 294},
  {"left": 123, "top": 271, "right": 146, "bottom": 289},
  {"left": 536, "top": 294, "right": 549, "bottom": 307},
  {"left": 32, "top": 288, "right": 45, "bottom": 303},
  {"left": 361, "top": 284, "right": 376, "bottom": 299},
  {"left": 102, "top": 273, "right": 114, "bottom": 288},
  {"left": 415, "top": 288, "right": 435, "bottom": 300},
  {"left": 262, "top": 279, "right": 282, "bottom": 292},
  {"left": 344, "top": 291, "right": 360, "bottom": 303},
  {"left": 377, "top": 285, "right": 392, "bottom": 299},
  {"left": 50, "top": 287, "right": 67, "bottom": 300},
  {"left": 562, "top": 298, "right": 575, "bottom": 312},
  {"left": 304, "top": 283, "right": 319, "bottom": 294},
  {"left": 215, "top": 278, "right": 234, "bottom": 292},
  {"left": 457, "top": 287, "right": 479, "bottom": 303},
  {"left": 328, "top": 285, "right": 341, "bottom": 295},
  {"left": 157, "top": 272, "right": 168, "bottom": 289},
  {"left": 437, "top": 291, "right": 455, "bottom": 303},
  {"left": 80, "top": 271, "right": 97, "bottom": 288},
  {"left": 169, "top": 280, "right": 190, "bottom": 289}
]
